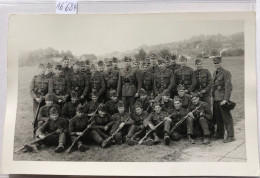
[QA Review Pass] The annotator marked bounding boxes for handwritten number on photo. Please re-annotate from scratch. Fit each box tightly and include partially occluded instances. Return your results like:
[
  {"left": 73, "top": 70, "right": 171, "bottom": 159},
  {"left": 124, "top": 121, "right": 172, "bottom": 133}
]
[{"left": 56, "top": 0, "right": 78, "bottom": 14}]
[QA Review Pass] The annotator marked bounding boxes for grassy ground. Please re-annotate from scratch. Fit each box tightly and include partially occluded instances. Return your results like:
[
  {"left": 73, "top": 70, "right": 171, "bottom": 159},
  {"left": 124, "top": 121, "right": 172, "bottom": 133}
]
[{"left": 13, "top": 56, "right": 244, "bottom": 161}]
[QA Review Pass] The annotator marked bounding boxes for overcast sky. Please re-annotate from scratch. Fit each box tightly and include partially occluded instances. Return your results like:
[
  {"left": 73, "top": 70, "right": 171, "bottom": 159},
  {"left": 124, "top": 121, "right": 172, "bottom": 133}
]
[{"left": 9, "top": 14, "right": 244, "bottom": 56}]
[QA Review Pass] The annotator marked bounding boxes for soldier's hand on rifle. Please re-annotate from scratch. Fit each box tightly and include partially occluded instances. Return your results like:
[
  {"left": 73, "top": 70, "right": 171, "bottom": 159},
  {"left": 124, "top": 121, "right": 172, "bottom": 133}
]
[
  {"left": 119, "top": 122, "right": 125, "bottom": 128},
  {"left": 80, "top": 95, "right": 84, "bottom": 100},
  {"left": 76, "top": 132, "right": 83, "bottom": 136},
  {"left": 185, "top": 90, "right": 189, "bottom": 93},
  {"left": 200, "top": 111, "right": 205, "bottom": 116},
  {"left": 188, "top": 112, "right": 195, "bottom": 119},
  {"left": 55, "top": 128, "right": 63, "bottom": 134},
  {"left": 165, "top": 117, "right": 171, "bottom": 121},
  {"left": 35, "top": 98, "right": 41, "bottom": 103},
  {"left": 220, "top": 100, "right": 227, "bottom": 105},
  {"left": 38, "top": 134, "right": 45, "bottom": 139},
  {"left": 135, "top": 93, "right": 139, "bottom": 97},
  {"left": 148, "top": 124, "right": 156, "bottom": 131},
  {"left": 200, "top": 90, "right": 206, "bottom": 94},
  {"left": 58, "top": 99, "right": 63, "bottom": 103},
  {"left": 88, "top": 113, "right": 95, "bottom": 117},
  {"left": 103, "top": 126, "right": 108, "bottom": 131}
]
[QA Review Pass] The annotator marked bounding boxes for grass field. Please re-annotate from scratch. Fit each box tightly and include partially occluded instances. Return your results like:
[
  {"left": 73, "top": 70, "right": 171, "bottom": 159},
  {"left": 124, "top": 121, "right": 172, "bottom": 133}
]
[{"left": 13, "top": 56, "right": 245, "bottom": 161}]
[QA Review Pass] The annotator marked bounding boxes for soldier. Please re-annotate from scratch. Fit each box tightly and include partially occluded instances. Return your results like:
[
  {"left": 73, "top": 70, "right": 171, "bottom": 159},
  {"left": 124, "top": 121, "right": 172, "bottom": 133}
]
[
  {"left": 164, "top": 55, "right": 172, "bottom": 70},
  {"left": 37, "top": 94, "right": 61, "bottom": 127},
  {"left": 211, "top": 56, "right": 235, "bottom": 143},
  {"left": 31, "top": 107, "right": 68, "bottom": 153},
  {"left": 69, "top": 61, "right": 89, "bottom": 102},
  {"left": 30, "top": 63, "right": 51, "bottom": 117},
  {"left": 147, "top": 54, "right": 160, "bottom": 74},
  {"left": 112, "top": 57, "right": 120, "bottom": 72},
  {"left": 167, "top": 53, "right": 181, "bottom": 74},
  {"left": 105, "top": 90, "right": 119, "bottom": 116},
  {"left": 144, "top": 101, "right": 172, "bottom": 145},
  {"left": 169, "top": 97, "right": 188, "bottom": 141},
  {"left": 62, "top": 91, "right": 81, "bottom": 119},
  {"left": 83, "top": 91, "right": 101, "bottom": 116},
  {"left": 45, "top": 63, "right": 55, "bottom": 80},
  {"left": 173, "top": 56, "right": 196, "bottom": 94},
  {"left": 88, "top": 63, "right": 106, "bottom": 102},
  {"left": 153, "top": 58, "right": 174, "bottom": 97},
  {"left": 68, "top": 104, "right": 89, "bottom": 152},
  {"left": 103, "top": 58, "right": 119, "bottom": 101},
  {"left": 61, "top": 56, "right": 73, "bottom": 79},
  {"left": 194, "top": 58, "right": 213, "bottom": 106},
  {"left": 160, "top": 90, "right": 174, "bottom": 114},
  {"left": 90, "top": 104, "right": 113, "bottom": 148},
  {"left": 49, "top": 64, "right": 71, "bottom": 107},
  {"left": 132, "top": 58, "right": 140, "bottom": 70},
  {"left": 109, "top": 101, "right": 135, "bottom": 144},
  {"left": 117, "top": 56, "right": 142, "bottom": 112},
  {"left": 140, "top": 60, "right": 154, "bottom": 98},
  {"left": 134, "top": 88, "right": 151, "bottom": 113},
  {"left": 186, "top": 93, "right": 212, "bottom": 144},
  {"left": 176, "top": 84, "right": 192, "bottom": 109},
  {"left": 128, "top": 102, "right": 152, "bottom": 145},
  {"left": 97, "top": 60, "right": 105, "bottom": 74}
]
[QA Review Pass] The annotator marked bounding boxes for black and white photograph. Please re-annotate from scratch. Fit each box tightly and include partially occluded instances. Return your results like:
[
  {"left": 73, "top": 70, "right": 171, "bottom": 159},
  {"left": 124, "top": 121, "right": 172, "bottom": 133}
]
[{"left": 1, "top": 12, "right": 258, "bottom": 176}]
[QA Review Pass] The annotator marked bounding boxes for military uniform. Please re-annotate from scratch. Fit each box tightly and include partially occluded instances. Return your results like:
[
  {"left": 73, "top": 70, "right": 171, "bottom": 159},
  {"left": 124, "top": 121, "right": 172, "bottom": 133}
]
[
  {"left": 178, "top": 94, "right": 191, "bottom": 109},
  {"left": 187, "top": 100, "right": 212, "bottom": 138},
  {"left": 61, "top": 66, "right": 73, "bottom": 79},
  {"left": 89, "top": 71, "right": 106, "bottom": 101},
  {"left": 103, "top": 70, "right": 119, "bottom": 100},
  {"left": 170, "top": 107, "right": 188, "bottom": 140},
  {"left": 105, "top": 100, "right": 119, "bottom": 115},
  {"left": 174, "top": 66, "right": 197, "bottom": 93},
  {"left": 62, "top": 101, "right": 81, "bottom": 119},
  {"left": 147, "top": 65, "right": 160, "bottom": 75},
  {"left": 37, "top": 104, "right": 61, "bottom": 126},
  {"left": 83, "top": 100, "right": 100, "bottom": 114},
  {"left": 140, "top": 69, "right": 154, "bottom": 97},
  {"left": 212, "top": 60, "right": 234, "bottom": 141},
  {"left": 135, "top": 98, "right": 151, "bottom": 113},
  {"left": 167, "top": 63, "right": 181, "bottom": 74},
  {"left": 161, "top": 99, "right": 175, "bottom": 114},
  {"left": 30, "top": 72, "right": 51, "bottom": 117},
  {"left": 129, "top": 111, "right": 149, "bottom": 139},
  {"left": 194, "top": 68, "right": 212, "bottom": 105},
  {"left": 117, "top": 65, "right": 142, "bottom": 112},
  {"left": 69, "top": 72, "right": 89, "bottom": 99},
  {"left": 153, "top": 68, "right": 174, "bottom": 96}
]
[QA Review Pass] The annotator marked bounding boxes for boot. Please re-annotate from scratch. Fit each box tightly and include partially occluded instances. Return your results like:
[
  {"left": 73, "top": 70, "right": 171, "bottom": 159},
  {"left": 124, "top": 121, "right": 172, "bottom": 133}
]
[
  {"left": 24, "top": 144, "right": 39, "bottom": 153},
  {"left": 114, "top": 132, "right": 122, "bottom": 145},
  {"left": 223, "top": 137, "right": 235, "bottom": 143},
  {"left": 212, "top": 133, "right": 224, "bottom": 140},
  {"left": 141, "top": 138, "right": 154, "bottom": 146},
  {"left": 153, "top": 133, "right": 161, "bottom": 145},
  {"left": 202, "top": 135, "right": 210, "bottom": 145},
  {"left": 78, "top": 141, "right": 89, "bottom": 152},
  {"left": 126, "top": 137, "right": 138, "bottom": 146},
  {"left": 164, "top": 133, "right": 170, "bottom": 145},
  {"left": 188, "top": 134, "right": 195, "bottom": 144},
  {"left": 54, "top": 143, "right": 64, "bottom": 153}
]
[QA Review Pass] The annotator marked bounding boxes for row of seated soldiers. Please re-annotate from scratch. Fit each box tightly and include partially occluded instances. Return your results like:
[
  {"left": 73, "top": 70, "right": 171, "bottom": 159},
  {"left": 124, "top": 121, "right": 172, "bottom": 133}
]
[
  {"left": 30, "top": 53, "right": 212, "bottom": 119},
  {"left": 25, "top": 85, "right": 212, "bottom": 153}
]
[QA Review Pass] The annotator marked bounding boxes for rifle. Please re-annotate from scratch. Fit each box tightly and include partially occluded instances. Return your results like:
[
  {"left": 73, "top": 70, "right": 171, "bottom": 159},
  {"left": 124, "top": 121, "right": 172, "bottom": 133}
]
[
  {"left": 15, "top": 130, "right": 57, "bottom": 153},
  {"left": 169, "top": 106, "right": 201, "bottom": 134},
  {"left": 102, "top": 115, "right": 131, "bottom": 147},
  {"left": 32, "top": 99, "right": 44, "bottom": 138},
  {"left": 66, "top": 102, "right": 103, "bottom": 153}
]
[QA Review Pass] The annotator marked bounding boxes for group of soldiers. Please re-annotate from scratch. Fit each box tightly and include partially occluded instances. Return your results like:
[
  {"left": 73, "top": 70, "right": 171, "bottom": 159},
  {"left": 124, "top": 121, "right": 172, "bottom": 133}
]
[{"left": 23, "top": 53, "right": 235, "bottom": 153}]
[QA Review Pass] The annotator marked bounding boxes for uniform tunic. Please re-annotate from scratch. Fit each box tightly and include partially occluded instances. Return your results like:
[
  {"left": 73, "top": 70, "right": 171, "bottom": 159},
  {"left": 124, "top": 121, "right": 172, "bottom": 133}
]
[
  {"left": 89, "top": 71, "right": 106, "bottom": 100},
  {"left": 153, "top": 68, "right": 174, "bottom": 96},
  {"left": 105, "top": 100, "right": 119, "bottom": 115},
  {"left": 69, "top": 72, "right": 89, "bottom": 98},
  {"left": 174, "top": 66, "right": 197, "bottom": 93}
]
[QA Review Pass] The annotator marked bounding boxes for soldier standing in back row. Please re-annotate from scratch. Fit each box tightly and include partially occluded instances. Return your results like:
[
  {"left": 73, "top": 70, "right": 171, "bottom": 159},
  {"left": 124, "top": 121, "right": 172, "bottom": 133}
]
[
  {"left": 147, "top": 54, "right": 160, "bottom": 74},
  {"left": 140, "top": 60, "right": 154, "bottom": 98},
  {"left": 173, "top": 56, "right": 196, "bottom": 94},
  {"left": 45, "top": 63, "right": 55, "bottom": 80},
  {"left": 211, "top": 56, "right": 235, "bottom": 143},
  {"left": 112, "top": 57, "right": 120, "bottom": 72},
  {"left": 167, "top": 54, "right": 181, "bottom": 97},
  {"left": 103, "top": 58, "right": 119, "bottom": 101},
  {"left": 117, "top": 56, "right": 142, "bottom": 112},
  {"left": 194, "top": 59, "right": 212, "bottom": 106},
  {"left": 153, "top": 58, "right": 174, "bottom": 97},
  {"left": 30, "top": 63, "right": 51, "bottom": 117},
  {"left": 61, "top": 56, "right": 73, "bottom": 79}
]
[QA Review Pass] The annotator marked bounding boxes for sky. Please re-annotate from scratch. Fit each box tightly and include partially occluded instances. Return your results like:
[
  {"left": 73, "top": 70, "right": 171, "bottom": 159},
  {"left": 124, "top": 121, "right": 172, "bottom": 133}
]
[{"left": 9, "top": 14, "right": 244, "bottom": 57}]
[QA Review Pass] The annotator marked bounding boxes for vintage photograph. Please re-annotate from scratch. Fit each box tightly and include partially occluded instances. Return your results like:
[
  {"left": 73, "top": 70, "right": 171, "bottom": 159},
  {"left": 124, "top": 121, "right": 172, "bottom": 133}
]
[{"left": 1, "top": 12, "right": 258, "bottom": 176}]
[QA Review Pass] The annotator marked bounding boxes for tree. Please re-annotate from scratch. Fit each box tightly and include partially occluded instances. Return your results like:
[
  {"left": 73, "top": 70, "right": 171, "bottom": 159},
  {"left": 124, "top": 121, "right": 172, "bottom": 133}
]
[
  {"left": 135, "top": 49, "right": 147, "bottom": 61},
  {"left": 159, "top": 48, "right": 171, "bottom": 58}
]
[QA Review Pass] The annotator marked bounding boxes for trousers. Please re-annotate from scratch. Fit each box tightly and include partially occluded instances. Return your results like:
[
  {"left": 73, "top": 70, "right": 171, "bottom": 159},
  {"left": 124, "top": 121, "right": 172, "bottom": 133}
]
[{"left": 187, "top": 116, "right": 210, "bottom": 136}]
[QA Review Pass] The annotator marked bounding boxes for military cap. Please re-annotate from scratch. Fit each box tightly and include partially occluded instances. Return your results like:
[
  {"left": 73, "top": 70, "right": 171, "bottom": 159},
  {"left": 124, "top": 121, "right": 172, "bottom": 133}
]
[
  {"left": 90, "top": 63, "right": 97, "bottom": 70},
  {"left": 171, "top": 54, "right": 177, "bottom": 60},
  {"left": 91, "top": 90, "right": 98, "bottom": 97},
  {"left": 124, "top": 56, "right": 132, "bottom": 62},
  {"left": 195, "top": 58, "right": 202, "bottom": 64},
  {"left": 98, "top": 103, "right": 107, "bottom": 112},
  {"left": 38, "top": 63, "right": 45, "bottom": 69},
  {"left": 62, "top": 56, "right": 69, "bottom": 61},
  {"left": 104, "top": 58, "right": 113, "bottom": 66},
  {"left": 153, "top": 101, "right": 161, "bottom": 107},
  {"left": 85, "top": 59, "right": 91, "bottom": 65},
  {"left": 134, "top": 102, "right": 143, "bottom": 109},
  {"left": 45, "top": 93, "right": 54, "bottom": 102},
  {"left": 76, "top": 104, "right": 84, "bottom": 112},
  {"left": 55, "top": 64, "right": 62, "bottom": 70},
  {"left": 157, "top": 58, "right": 164, "bottom": 65},
  {"left": 46, "top": 63, "right": 53, "bottom": 69},
  {"left": 190, "top": 92, "right": 199, "bottom": 98},
  {"left": 97, "top": 60, "right": 104, "bottom": 67},
  {"left": 110, "top": 90, "right": 117, "bottom": 97},
  {"left": 118, "top": 100, "right": 124, "bottom": 108},
  {"left": 71, "top": 91, "right": 78, "bottom": 99},
  {"left": 50, "top": 107, "right": 58, "bottom": 115},
  {"left": 162, "top": 90, "right": 170, "bottom": 96},
  {"left": 139, "top": 88, "right": 147, "bottom": 96},
  {"left": 142, "top": 60, "right": 149, "bottom": 67},
  {"left": 112, "top": 57, "right": 118, "bottom": 63},
  {"left": 164, "top": 55, "right": 170, "bottom": 62},
  {"left": 179, "top": 55, "right": 187, "bottom": 62},
  {"left": 173, "top": 96, "right": 181, "bottom": 102},
  {"left": 177, "top": 84, "right": 185, "bottom": 91},
  {"left": 150, "top": 53, "right": 157, "bottom": 60},
  {"left": 210, "top": 56, "right": 222, "bottom": 63}
]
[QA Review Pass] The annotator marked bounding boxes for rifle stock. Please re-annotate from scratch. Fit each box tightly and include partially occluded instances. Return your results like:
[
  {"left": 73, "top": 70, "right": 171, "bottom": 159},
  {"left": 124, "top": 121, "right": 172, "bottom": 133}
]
[{"left": 32, "top": 99, "right": 44, "bottom": 138}]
